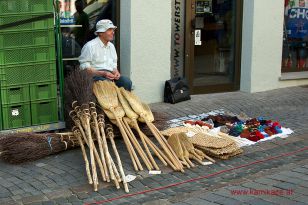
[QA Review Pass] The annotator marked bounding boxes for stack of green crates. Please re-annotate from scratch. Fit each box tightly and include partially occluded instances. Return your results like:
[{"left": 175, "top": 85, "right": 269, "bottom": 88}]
[{"left": 0, "top": 0, "right": 58, "bottom": 130}]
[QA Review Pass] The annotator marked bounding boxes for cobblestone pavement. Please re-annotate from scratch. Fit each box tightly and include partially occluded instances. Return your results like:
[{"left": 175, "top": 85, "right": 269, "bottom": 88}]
[{"left": 0, "top": 86, "right": 308, "bottom": 205}]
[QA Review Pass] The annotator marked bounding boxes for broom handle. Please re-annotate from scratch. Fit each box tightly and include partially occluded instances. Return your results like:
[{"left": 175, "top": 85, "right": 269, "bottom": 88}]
[
  {"left": 118, "top": 119, "right": 143, "bottom": 171},
  {"left": 122, "top": 120, "right": 153, "bottom": 171},
  {"left": 141, "top": 132, "right": 168, "bottom": 166},
  {"left": 98, "top": 123, "right": 121, "bottom": 187},
  {"left": 111, "top": 111, "right": 140, "bottom": 171},
  {"left": 108, "top": 135, "right": 129, "bottom": 193},
  {"left": 76, "top": 122, "right": 107, "bottom": 184},
  {"left": 74, "top": 130, "right": 93, "bottom": 185},
  {"left": 110, "top": 157, "right": 121, "bottom": 183},
  {"left": 150, "top": 123, "right": 184, "bottom": 171},
  {"left": 145, "top": 121, "right": 182, "bottom": 171},
  {"left": 112, "top": 118, "right": 138, "bottom": 171},
  {"left": 84, "top": 120, "right": 98, "bottom": 191},
  {"left": 97, "top": 123, "right": 115, "bottom": 182},
  {"left": 133, "top": 120, "right": 160, "bottom": 171},
  {"left": 109, "top": 156, "right": 121, "bottom": 189},
  {"left": 143, "top": 134, "right": 178, "bottom": 170},
  {"left": 190, "top": 154, "right": 204, "bottom": 165},
  {"left": 195, "top": 148, "right": 216, "bottom": 163},
  {"left": 91, "top": 122, "right": 109, "bottom": 182}
]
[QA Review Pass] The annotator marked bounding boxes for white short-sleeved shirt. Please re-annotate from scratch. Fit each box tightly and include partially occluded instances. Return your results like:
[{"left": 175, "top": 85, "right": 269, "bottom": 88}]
[{"left": 79, "top": 37, "right": 117, "bottom": 72}]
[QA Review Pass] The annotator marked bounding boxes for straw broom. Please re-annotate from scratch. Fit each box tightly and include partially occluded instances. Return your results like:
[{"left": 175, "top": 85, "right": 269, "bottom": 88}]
[
  {"left": 90, "top": 105, "right": 119, "bottom": 187},
  {"left": 101, "top": 119, "right": 130, "bottom": 193},
  {"left": 93, "top": 81, "right": 143, "bottom": 171},
  {"left": 89, "top": 103, "right": 110, "bottom": 183},
  {"left": 73, "top": 103, "right": 98, "bottom": 191},
  {"left": 125, "top": 119, "right": 179, "bottom": 170},
  {"left": 105, "top": 109, "right": 143, "bottom": 171},
  {"left": 72, "top": 127, "right": 93, "bottom": 184},
  {"left": 120, "top": 89, "right": 184, "bottom": 172},
  {"left": 70, "top": 110, "right": 106, "bottom": 190},
  {"left": 65, "top": 70, "right": 99, "bottom": 191},
  {"left": 116, "top": 86, "right": 159, "bottom": 170},
  {"left": 0, "top": 133, "right": 77, "bottom": 164}
]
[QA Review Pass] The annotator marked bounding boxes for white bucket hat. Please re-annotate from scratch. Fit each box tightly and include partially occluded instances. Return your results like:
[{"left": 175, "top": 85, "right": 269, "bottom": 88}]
[{"left": 95, "top": 19, "right": 117, "bottom": 35}]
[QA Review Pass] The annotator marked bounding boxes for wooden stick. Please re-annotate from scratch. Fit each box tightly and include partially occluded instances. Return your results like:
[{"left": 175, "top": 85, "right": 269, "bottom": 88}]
[
  {"left": 106, "top": 124, "right": 129, "bottom": 193},
  {"left": 110, "top": 157, "right": 122, "bottom": 183},
  {"left": 144, "top": 136, "right": 178, "bottom": 170},
  {"left": 93, "top": 118, "right": 115, "bottom": 182},
  {"left": 90, "top": 121, "right": 109, "bottom": 182},
  {"left": 145, "top": 121, "right": 183, "bottom": 172},
  {"left": 81, "top": 108, "right": 98, "bottom": 191},
  {"left": 131, "top": 120, "right": 160, "bottom": 171},
  {"left": 73, "top": 127, "right": 93, "bottom": 185},
  {"left": 108, "top": 109, "right": 140, "bottom": 171},
  {"left": 150, "top": 123, "right": 184, "bottom": 171},
  {"left": 190, "top": 154, "right": 204, "bottom": 165},
  {"left": 70, "top": 112, "right": 106, "bottom": 185},
  {"left": 140, "top": 132, "right": 168, "bottom": 166},
  {"left": 118, "top": 119, "right": 143, "bottom": 171},
  {"left": 122, "top": 119, "right": 153, "bottom": 170}
]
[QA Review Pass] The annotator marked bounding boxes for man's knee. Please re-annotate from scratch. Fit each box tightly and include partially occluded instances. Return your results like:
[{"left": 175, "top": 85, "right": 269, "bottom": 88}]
[{"left": 117, "top": 76, "right": 132, "bottom": 91}]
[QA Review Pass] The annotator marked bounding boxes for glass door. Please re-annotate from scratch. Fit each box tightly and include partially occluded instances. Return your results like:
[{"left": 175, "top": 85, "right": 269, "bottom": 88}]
[{"left": 185, "top": 0, "right": 242, "bottom": 94}]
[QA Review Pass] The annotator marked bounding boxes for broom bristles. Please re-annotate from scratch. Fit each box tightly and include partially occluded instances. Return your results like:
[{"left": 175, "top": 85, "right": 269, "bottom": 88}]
[
  {"left": 120, "top": 88, "right": 144, "bottom": 116},
  {"left": 64, "top": 69, "right": 95, "bottom": 128},
  {"left": 0, "top": 133, "right": 76, "bottom": 164},
  {"left": 117, "top": 87, "right": 139, "bottom": 119},
  {"left": 93, "top": 81, "right": 119, "bottom": 110}
]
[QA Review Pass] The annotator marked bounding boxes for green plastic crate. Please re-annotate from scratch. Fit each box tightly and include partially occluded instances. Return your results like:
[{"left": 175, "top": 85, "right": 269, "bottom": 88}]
[
  {"left": 0, "top": 61, "right": 57, "bottom": 86},
  {"left": 30, "top": 81, "right": 57, "bottom": 101},
  {"left": 0, "top": 14, "right": 54, "bottom": 31},
  {"left": 0, "top": 0, "right": 53, "bottom": 15},
  {"left": 0, "top": 102, "right": 2, "bottom": 130},
  {"left": 0, "top": 29, "right": 55, "bottom": 49},
  {"left": 0, "top": 45, "right": 56, "bottom": 65},
  {"left": 2, "top": 102, "right": 31, "bottom": 129},
  {"left": 31, "top": 98, "right": 58, "bottom": 125},
  {"left": 1, "top": 84, "right": 30, "bottom": 104}
]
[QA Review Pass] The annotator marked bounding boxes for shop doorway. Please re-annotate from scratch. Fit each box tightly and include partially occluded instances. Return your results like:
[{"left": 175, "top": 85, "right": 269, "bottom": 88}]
[{"left": 185, "top": 0, "right": 243, "bottom": 94}]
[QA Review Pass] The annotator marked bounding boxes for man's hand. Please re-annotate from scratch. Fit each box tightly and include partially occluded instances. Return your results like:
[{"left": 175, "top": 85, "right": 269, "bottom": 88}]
[
  {"left": 104, "top": 71, "right": 116, "bottom": 80},
  {"left": 112, "top": 69, "right": 121, "bottom": 80}
]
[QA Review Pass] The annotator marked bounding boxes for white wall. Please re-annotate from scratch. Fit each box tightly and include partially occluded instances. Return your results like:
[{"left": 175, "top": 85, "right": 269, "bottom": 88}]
[
  {"left": 120, "top": 0, "right": 172, "bottom": 103},
  {"left": 241, "top": 0, "right": 308, "bottom": 93}
]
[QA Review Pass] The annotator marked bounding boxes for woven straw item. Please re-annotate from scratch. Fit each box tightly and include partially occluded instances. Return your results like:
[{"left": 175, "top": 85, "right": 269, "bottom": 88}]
[
  {"left": 198, "top": 143, "right": 239, "bottom": 155},
  {"left": 161, "top": 127, "right": 192, "bottom": 137},
  {"left": 189, "top": 133, "right": 234, "bottom": 149},
  {"left": 202, "top": 148, "right": 243, "bottom": 160}
]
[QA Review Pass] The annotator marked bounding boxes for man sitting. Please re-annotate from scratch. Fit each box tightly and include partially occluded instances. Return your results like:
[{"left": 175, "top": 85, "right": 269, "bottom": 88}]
[{"left": 79, "top": 19, "right": 132, "bottom": 91}]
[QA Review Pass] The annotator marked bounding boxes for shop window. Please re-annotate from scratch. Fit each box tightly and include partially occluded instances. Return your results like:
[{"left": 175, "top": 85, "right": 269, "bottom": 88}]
[
  {"left": 282, "top": 0, "right": 308, "bottom": 72},
  {"left": 57, "top": 0, "right": 117, "bottom": 76}
]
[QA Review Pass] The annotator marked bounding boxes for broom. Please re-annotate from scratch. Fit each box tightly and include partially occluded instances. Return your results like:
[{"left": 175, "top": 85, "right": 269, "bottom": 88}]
[
  {"left": 101, "top": 119, "right": 129, "bottom": 193},
  {"left": 116, "top": 86, "right": 159, "bottom": 171},
  {"left": 65, "top": 69, "right": 99, "bottom": 191},
  {"left": 72, "top": 127, "right": 93, "bottom": 184},
  {"left": 90, "top": 104, "right": 120, "bottom": 188},
  {"left": 89, "top": 103, "right": 110, "bottom": 182},
  {"left": 70, "top": 111, "right": 107, "bottom": 185},
  {"left": 120, "top": 89, "right": 184, "bottom": 172},
  {"left": 104, "top": 110, "right": 144, "bottom": 171},
  {"left": 93, "top": 81, "right": 143, "bottom": 171},
  {"left": 0, "top": 133, "right": 77, "bottom": 164}
]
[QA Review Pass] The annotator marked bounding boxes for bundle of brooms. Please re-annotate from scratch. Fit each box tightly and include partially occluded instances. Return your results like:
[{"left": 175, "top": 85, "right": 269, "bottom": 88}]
[
  {"left": 93, "top": 80, "right": 219, "bottom": 173},
  {"left": 0, "top": 132, "right": 78, "bottom": 164},
  {"left": 65, "top": 70, "right": 128, "bottom": 192}
]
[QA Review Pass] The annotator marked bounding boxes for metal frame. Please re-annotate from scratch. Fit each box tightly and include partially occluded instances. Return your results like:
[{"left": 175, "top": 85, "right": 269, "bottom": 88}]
[{"left": 185, "top": 0, "right": 243, "bottom": 94}]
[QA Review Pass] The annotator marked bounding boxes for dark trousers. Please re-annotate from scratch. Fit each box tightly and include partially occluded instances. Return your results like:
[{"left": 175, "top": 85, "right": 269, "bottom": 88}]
[{"left": 93, "top": 75, "right": 132, "bottom": 91}]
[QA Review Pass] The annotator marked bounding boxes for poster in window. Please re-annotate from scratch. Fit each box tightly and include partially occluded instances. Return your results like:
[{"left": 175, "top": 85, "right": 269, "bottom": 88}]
[
  {"left": 285, "top": 0, "right": 308, "bottom": 39},
  {"left": 196, "top": 0, "right": 212, "bottom": 14}
]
